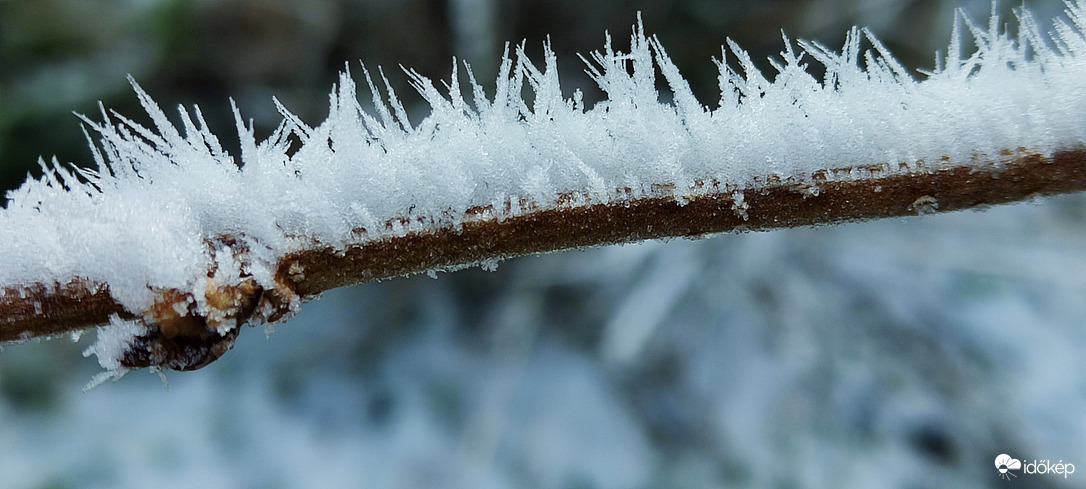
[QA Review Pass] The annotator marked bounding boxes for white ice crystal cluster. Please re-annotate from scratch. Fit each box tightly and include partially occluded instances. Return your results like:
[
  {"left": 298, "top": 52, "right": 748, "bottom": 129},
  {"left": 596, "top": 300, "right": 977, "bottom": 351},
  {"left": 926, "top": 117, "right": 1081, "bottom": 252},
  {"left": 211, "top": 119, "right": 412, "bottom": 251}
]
[
  {"left": 2, "top": 4, "right": 1086, "bottom": 318},
  {"left": 80, "top": 314, "right": 145, "bottom": 389}
]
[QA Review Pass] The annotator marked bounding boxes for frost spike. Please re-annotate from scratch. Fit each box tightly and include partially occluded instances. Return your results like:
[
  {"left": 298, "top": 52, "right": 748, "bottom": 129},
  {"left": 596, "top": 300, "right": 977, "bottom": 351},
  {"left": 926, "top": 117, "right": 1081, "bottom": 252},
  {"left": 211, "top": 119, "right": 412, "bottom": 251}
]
[{"left": 2, "top": 3, "right": 1086, "bottom": 374}]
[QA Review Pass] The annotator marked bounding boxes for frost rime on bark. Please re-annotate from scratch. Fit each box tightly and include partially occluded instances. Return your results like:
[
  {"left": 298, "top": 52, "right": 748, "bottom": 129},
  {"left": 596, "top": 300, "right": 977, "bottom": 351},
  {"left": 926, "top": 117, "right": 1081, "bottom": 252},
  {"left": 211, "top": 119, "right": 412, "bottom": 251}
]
[{"left": 3, "top": 2, "right": 1086, "bottom": 377}]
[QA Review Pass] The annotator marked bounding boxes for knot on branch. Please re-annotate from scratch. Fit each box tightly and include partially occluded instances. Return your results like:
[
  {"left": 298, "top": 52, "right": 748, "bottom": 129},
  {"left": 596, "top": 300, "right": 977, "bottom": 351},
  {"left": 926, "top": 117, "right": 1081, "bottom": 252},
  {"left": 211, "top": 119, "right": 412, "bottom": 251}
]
[{"left": 116, "top": 235, "right": 300, "bottom": 371}]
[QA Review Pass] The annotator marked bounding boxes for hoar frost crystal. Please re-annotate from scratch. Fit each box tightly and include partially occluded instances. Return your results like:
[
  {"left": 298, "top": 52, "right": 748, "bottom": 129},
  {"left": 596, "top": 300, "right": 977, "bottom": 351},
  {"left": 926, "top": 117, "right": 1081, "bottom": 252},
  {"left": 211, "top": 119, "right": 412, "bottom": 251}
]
[{"left": 2, "top": 3, "right": 1085, "bottom": 379}]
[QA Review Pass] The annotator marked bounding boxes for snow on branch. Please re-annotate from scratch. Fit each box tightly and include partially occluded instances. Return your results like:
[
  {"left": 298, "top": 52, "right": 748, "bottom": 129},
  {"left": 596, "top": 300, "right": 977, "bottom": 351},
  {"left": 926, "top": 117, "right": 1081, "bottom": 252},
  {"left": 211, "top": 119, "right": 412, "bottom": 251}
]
[{"left": 3, "top": 4, "right": 1086, "bottom": 377}]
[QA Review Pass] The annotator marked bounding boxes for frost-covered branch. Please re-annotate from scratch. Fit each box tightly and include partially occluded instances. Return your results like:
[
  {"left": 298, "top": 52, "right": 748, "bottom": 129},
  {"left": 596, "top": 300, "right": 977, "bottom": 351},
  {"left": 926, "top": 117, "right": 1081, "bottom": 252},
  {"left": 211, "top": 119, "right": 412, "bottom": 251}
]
[{"left": 3, "top": 4, "right": 1086, "bottom": 376}]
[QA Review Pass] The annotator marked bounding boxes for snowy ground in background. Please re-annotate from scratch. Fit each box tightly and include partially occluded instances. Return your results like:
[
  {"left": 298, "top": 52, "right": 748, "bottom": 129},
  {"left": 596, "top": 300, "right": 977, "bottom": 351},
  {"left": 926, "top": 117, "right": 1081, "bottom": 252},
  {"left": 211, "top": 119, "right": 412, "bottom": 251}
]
[{"left": 3, "top": 194, "right": 1086, "bottom": 489}]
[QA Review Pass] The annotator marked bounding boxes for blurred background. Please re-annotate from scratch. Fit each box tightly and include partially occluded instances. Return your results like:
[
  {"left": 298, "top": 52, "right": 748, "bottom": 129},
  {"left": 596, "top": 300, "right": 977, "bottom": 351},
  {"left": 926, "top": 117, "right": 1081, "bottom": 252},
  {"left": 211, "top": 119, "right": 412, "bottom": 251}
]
[{"left": 1, "top": 0, "right": 1084, "bottom": 488}]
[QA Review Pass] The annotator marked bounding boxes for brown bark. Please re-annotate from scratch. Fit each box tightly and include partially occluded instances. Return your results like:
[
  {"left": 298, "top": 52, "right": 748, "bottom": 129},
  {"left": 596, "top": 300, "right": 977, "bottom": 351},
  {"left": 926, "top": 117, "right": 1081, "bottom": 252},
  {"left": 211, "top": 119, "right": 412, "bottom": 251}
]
[{"left": 3, "top": 147, "right": 1085, "bottom": 345}]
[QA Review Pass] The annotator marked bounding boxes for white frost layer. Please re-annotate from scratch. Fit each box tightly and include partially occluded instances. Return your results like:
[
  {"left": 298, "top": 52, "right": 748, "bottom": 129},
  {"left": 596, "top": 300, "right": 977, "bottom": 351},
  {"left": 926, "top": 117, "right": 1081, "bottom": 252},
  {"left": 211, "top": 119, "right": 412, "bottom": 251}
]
[{"left": 3, "top": 4, "right": 1086, "bottom": 314}]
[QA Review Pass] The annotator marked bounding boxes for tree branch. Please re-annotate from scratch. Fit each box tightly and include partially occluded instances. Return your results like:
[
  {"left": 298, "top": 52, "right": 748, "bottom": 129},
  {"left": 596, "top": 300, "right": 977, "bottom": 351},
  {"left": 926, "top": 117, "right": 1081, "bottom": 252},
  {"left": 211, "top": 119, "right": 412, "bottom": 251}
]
[
  {"left": 7, "top": 3, "right": 1086, "bottom": 376},
  {"left": 4, "top": 146, "right": 1084, "bottom": 345}
]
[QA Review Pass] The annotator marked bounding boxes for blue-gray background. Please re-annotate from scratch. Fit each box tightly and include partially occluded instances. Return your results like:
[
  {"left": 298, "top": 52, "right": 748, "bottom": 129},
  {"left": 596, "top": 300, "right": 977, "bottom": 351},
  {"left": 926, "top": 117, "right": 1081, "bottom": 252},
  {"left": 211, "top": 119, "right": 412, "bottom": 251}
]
[{"left": 1, "top": 1, "right": 1082, "bottom": 488}]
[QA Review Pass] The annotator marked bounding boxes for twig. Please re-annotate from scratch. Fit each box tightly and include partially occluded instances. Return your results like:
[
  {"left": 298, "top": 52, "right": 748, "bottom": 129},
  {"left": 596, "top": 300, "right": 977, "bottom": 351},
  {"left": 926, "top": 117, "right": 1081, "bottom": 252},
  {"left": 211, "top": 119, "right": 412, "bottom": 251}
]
[
  {"left": 7, "top": 3, "right": 1086, "bottom": 374},
  {"left": 3, "top": 146, "right": 1083, "bottom": 347}
]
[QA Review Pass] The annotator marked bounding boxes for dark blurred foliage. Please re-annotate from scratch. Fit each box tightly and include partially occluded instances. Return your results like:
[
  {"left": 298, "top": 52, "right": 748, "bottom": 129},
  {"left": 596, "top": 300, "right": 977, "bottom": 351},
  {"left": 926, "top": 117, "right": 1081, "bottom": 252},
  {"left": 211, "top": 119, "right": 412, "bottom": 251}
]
[{"left": 0, "top": 0, "right": 1028, "bottom": 207}]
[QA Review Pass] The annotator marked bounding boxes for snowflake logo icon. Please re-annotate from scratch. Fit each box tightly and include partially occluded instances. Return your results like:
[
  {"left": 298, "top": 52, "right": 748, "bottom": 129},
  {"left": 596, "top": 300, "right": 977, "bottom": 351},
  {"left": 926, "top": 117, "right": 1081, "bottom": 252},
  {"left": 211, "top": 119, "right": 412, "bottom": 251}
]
[{"left": 995, "top": 454, "right": 1022, "bottom": 480}]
